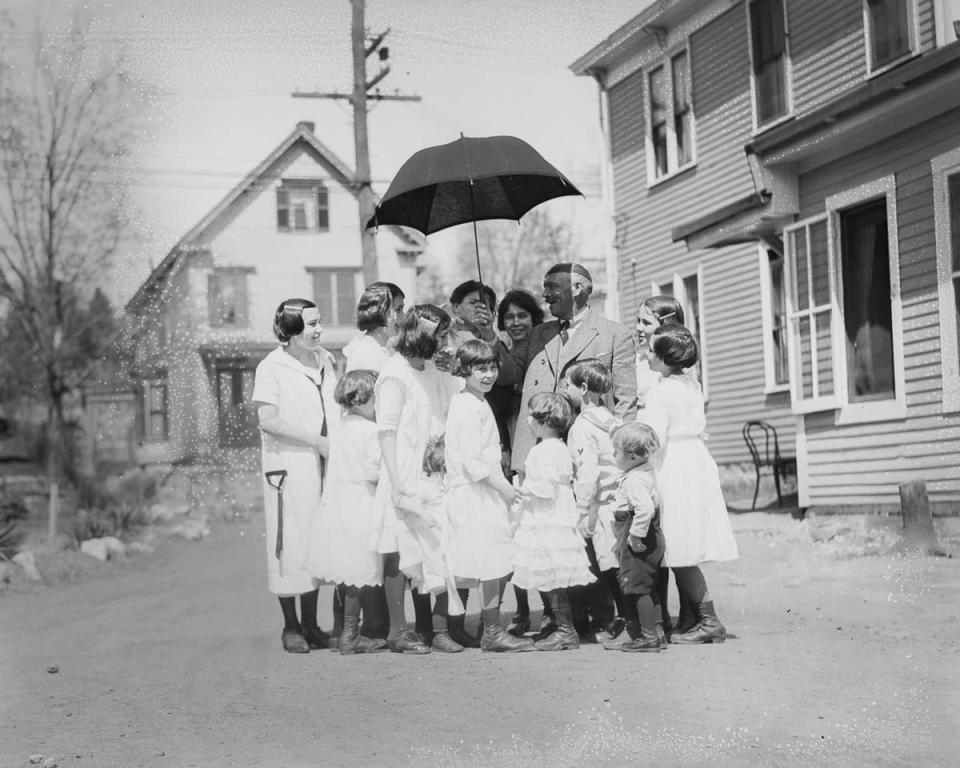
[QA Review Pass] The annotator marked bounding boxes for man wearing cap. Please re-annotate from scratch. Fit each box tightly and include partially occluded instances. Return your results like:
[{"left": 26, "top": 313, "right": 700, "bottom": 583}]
[{"left": 498, "top": 263, "right": 637, "bottom": 474}]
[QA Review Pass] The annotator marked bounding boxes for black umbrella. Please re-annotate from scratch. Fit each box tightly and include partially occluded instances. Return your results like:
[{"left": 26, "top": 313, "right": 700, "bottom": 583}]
[{"left": 366, "top": 134, "right": 582, "bottom": 287}]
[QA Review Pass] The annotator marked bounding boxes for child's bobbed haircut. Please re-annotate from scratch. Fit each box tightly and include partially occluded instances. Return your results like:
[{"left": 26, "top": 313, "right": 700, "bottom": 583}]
[
  {"left": 452, "top": 339, "right": 497, "bottom": 378},
  {"left": 566, "top": 358, "right": 612, "bottom": 395},
  {"left": 611, "top": 422, "right": 660, "bottom": 463},
  {"left": 355, "top": 284, "right": 394, "bottom": 332},
  {"left": 334, "top": 369, "right": 377, "bottom": 409},
  {"left": 393, "top": 304, "right": 451, "bottom": 360},
  {"left": 642, "top": 295, "right": 686, "bottom": 327},
  {"left": 527, "top": 392, "right": 574, "bottom": 434},
  {"left": 423, "top": 434, "right": 446, "bottom": 476},
  {"left": 651, "top": 325, "right": 699, "bottom": 370},
  {"left": 273, "top": 298, "right": 317, "bottom": 343}
]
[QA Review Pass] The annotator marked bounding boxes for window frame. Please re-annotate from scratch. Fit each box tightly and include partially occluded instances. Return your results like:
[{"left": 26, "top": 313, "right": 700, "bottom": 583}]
[
  {"left": 214, "top": 361, "right": 259, "bottom": 448},
  {"left": 643, "top": 40, "right": 697, "bottom": 187},
  {"left": 932, "top": 146, "right": 960, "bottom": 413},
  {"left": 746, "top": 0, "right": 793, "bottom": 133},
  {"left": 276, "top": 179, "right": 330, "bottom": 233},
  {"left": 862, "top": 0, "right": 919, "bottom": 77},
  {"left": 139, "top": 375, "right": 168, "bottom": 443},
  {"left": 826, "top": 175, "right": 906, "bottom": 424},
  {"left": 307, "top": 267, "right": 361, "bottom": 327},
  {"left": 757, "top": 244, "right": 791, "bottom": 394},
  {"left": 207, "top": 267, "right": 253, "bottom": 329},
  {"left": 650, "top": 265, "right": 708, "bottom": 400}
]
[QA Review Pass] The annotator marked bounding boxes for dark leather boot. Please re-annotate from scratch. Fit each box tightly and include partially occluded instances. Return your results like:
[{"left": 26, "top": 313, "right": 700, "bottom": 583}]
[
  {"left": 430, "top": 629, "right": 465, "bottom": 653},
  {"left": 656, "top": 622, "right": 669, "bottom": 650},
  {"left": 620, "top": 625, "right": 662, "bottom": 653},
  {"left": 339, "top": 614, "right": 387, "bottom": 655},
  {"left": 534, "top": 592, "right": 579, "bottom": 651},
  {"left": 670, "top": 589, "right": 699, "bottom": 638},
  {"left": 479, "top": 607, "right": 535, "bottom": 652},
  {"left": 447, "top": 613, "right": 480, "bottom": 648},
  {"left": 671, "top": 600, "right": 726, "bottom": 644}
]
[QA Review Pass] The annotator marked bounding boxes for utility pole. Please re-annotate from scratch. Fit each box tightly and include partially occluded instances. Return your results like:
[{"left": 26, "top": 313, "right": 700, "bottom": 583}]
[{"left": 292, "top": 0, "right": 421, "bottom": 286}]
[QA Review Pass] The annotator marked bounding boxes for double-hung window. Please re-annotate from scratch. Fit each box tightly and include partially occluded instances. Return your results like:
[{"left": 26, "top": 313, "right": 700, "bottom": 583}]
[
  {"left": 864, "top": 0, "right": 915, "bottom": 72},
  {"left": 308, "top": 267, "right": 361, "bottom": 326},
  {"left": 645, "top": 45, "right": 695, "bottom": 184},
  {"left": 276, "top": 179, "right": 330, "bottom": 232},
  {"left": 208, "top": 267, "right": 253, "bottom": 328},
  {"left": 759, "top": 246, "right": 790, "bottom": 392},
  {"left": 650, "top": 268, "right": 707, "bottom": 398},
  {"left": 748, "top": 0, "right": 790, "bottom": 128},
  {"left": 783, "top": 176, "right": 905, "bottom": 421},
  {"left": 932, "top": 147, "right": 960, "bottom": 412},
  {"left": 140, "top": 376, "right": 168, "bottom": 442}
]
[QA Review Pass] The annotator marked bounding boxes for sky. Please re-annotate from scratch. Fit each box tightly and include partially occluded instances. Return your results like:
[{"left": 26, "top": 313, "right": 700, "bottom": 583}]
[{"left": 3, "top": 0, "right": 649, "bottom": 302}]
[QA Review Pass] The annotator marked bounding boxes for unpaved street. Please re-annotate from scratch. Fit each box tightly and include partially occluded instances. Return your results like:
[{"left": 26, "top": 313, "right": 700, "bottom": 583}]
[{"left": 2, "top": 513, "right": 958, "bottom": 768}]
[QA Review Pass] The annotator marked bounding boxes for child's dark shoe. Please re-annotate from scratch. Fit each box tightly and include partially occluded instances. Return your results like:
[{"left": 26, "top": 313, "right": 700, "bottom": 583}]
[
  {"left": 532, "top": 616, "right": 557, "bottom": 641},
  {"left": 534, "top": 625, "right": 580, "bottom": 651},
  {"left": 506, "top": 614, "right": 530, "bottom": 637},
  {"left": 670, "top": 601, "right": 726, "bottom": 644},
  {"left": 387, "top": 629, "right": 432, "bottom": 654},
  {"left": 281, "top": 629, "right": 310, "bottom": 654},
  {"left": 302, "top": 626, "right": 331, "bottom": 650},
  {"left": 481, "top": 624, "right": 536, "bottom": 652},
  {"left": 620, "top": 627, "right": 661, "bottom": 653},
  {"left": 431, "top": 630, "right": 465, "bottom": 653}
]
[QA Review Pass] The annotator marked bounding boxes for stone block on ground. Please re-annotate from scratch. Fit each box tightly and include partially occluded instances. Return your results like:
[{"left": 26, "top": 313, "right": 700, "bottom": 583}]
[
  {"left": 168, "top": 518, "right": 211, "bottom": 541},
  {"left": 12, "top": 550, "right": 43, "bottom": 581},
  {"left": 79, "top": 538, "right": 109, "bottom": 561},
  {"left": 101, "top": 536, "right": 126, "bottom": 556}
]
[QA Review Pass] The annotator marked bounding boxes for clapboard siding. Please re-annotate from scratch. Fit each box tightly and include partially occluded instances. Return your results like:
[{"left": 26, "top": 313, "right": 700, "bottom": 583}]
[
  {"left": 789, "top": 0, "right": 866, "bottom": 114},
  {"left": 794, "top": 105, "right": 960, "bottom": 506}
]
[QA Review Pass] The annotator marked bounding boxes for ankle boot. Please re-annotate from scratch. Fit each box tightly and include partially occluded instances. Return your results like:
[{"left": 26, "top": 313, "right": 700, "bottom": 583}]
[
  {"left": 447, "top": 614, "right": 480, "bottom": 648},
  {"left": 671, "top": 600, "right": 726, "bottom": 644},
  {"left": 430, "top": 629, "right": 465, "bottom": 653},
  {"left": 339, "top": 614, "right": 387, "bottom": 655},
  {"left": 602, "top": 620, "right": 637, "bottom": 650},
  {"left": 480, "top": 609, "right": 535, "bottom": 652},
  {"left": 656, "top": 622, "right": 668, "bottom": 650},
  {"left": 620, "top": 625, "right": 662, "bottom": 653},
  {"left": 671, "top": 590, "right": 698, "bottom": 638},
  {"left": 534, "top": 593, "right": 579, "bottom": 651}
]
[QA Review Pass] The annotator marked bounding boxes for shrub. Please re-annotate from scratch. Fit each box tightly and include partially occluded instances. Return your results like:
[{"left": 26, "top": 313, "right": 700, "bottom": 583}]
[{"left": 0, "top": 495, "right": 29, "bottom": 557}]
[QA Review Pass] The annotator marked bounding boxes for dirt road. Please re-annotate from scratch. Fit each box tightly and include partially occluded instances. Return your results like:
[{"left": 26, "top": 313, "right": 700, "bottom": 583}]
[{"left": 2, "top": 512, "right": 958, "bottom": 768}]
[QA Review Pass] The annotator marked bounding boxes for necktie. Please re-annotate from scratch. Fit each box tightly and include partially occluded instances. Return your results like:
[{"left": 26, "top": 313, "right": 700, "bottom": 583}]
[{"left": 558, "top": 318, "right": 571, "bottom": 345}]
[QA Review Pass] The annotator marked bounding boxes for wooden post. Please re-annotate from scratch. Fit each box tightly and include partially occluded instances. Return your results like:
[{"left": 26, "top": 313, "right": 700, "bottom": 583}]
[
  {"left": 48, "top": 481, "right": 59, "bottom": 542},
  {"left": 898, "top": 479, "right": 940, "bottom": 554},
  {"left": 351, "top": 0, "right": 378, "bottom": 287}
]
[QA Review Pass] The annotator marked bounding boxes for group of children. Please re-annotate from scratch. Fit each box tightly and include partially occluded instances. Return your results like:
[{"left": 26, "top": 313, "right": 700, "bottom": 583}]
[{"left": 310, "top": 314, "right": 737, "bottom": 654}]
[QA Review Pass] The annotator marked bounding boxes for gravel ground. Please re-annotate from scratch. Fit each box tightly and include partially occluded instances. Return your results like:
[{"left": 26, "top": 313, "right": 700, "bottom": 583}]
[{"left": 1, "top": 510, "right": 958, "bottom": 768}]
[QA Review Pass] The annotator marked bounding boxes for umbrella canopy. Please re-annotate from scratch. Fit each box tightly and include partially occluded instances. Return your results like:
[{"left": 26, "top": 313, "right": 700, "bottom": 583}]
[{"left": 366, "top": 135, "right": 582, "bottom": 235}]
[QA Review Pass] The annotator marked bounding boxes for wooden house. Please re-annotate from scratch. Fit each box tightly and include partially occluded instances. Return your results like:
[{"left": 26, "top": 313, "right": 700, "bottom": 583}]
[
  {"left": 124, "top": 122, "right": 423, "bottom": 465},
  {"left": 572, "top": 0, "right": 960, "bottom": 513}
]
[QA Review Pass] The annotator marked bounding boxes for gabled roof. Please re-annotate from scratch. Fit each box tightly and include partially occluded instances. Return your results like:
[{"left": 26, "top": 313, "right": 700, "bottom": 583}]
[{"left": 127, "top": 122, "right": 423, "bottom": 311}]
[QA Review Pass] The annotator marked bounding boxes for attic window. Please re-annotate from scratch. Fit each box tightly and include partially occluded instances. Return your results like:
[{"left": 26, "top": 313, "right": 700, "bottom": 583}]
[{"left": 276, "top": 179, "right": 329, "bottom": 232}]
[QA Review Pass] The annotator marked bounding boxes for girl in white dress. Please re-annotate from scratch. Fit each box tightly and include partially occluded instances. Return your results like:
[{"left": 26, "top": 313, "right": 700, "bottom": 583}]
[
  {"left": 375, "top": 304, "right": 463, "bottom": 654},
  {"left": 512, "top": 392, "right": 595, "bottom": 651},
  {"left": 342, "top": 281, "right": 405, "bottom": 643},
  {"left": 310, "top": 370, "right": 388, "bottom": 655},
  {"left": 644, "top": 325, "right": 739, "bottom": 644},
  {"left": 636, "top": 295, "right": 698, "bottom": 637},
  {"left": 252, "top": 299, "right": 337, "bottom": 654},
  {"left": 445, "top": 341, "right": 534, "bottom": 653}
]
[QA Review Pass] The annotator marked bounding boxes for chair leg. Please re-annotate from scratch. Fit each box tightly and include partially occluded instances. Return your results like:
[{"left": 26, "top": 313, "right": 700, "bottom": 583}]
[
  {"left": 751, "top": 466, "right": 760, "bottom": 510},
  {"left": 773, "top": 464, "right": 782, "bottom": 508}
]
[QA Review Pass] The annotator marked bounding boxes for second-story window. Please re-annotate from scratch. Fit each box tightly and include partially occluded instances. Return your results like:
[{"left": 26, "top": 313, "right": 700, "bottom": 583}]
[
  {"left": 208, "top": 268, "right": 252, "bottom": 328},
  {"left": 646, "top": 46, "right": 694, "bottom": 182},
  {"left": 276, "top": 180, "right": 330, "bottom": 232},
  {"left": 749, "top": 0, "right": 789, "bottom": 127},
  {"left": 866, "top": 0, "right": 912, "bottom": 71}
]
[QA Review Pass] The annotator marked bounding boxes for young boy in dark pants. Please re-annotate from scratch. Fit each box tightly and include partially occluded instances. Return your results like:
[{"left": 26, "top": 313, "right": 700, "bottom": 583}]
[{"left": 605, "top": 421, "right": 666, "bottom": 652}]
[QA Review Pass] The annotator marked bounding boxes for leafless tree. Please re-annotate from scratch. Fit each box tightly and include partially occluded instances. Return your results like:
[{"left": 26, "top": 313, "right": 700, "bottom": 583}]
[
  {"left": 454, "top": 207, "right": 579, "bottom": 302},
  {"left": 0, "top": 12, "right": 140, "bottom": 532}
]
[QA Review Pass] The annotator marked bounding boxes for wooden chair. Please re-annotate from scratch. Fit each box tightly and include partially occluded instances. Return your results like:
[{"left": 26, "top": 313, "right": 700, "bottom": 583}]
[{"left": 742, "top": 420, "right": 795, "bottom": 510}]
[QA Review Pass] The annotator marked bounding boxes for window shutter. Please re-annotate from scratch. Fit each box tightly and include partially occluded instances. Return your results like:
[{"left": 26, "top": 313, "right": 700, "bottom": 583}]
[
  {"left": 313, "top": 270, "right": 334, "bottom": 322},
  {"left": 784, "top": 217, "right": 839, "bottom": 412},
  {"left": 316, "top": 186, "right": 329, "bottom": 231},
  {"left": 207, "top": 274, "right": 221, "bottom": 327},
  {"left": 276, "top": 188, "right": 289, "bottom": 229},
  {"left": 336, "top": 270, "right": 357, "bottom": 325}
]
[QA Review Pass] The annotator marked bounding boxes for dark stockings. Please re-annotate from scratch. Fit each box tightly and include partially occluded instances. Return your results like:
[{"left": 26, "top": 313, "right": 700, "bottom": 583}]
[
  {"left": 331, "top": 584, "right": 345, "bottom": 637},
  {"left": 279, "top": 596, "right": 300, "bottom": 631},
  {"left": 432, "top": 591, "right": 449, "bottom": 632},
  {"left": 673, "top": 565, "right": 709, "bottom": 605},
  {"left": 382, "top": 552, "right": 408, "bottom": 636},
  {"left": 279, "top": 588, "right": 321, "bottom": 632}
]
